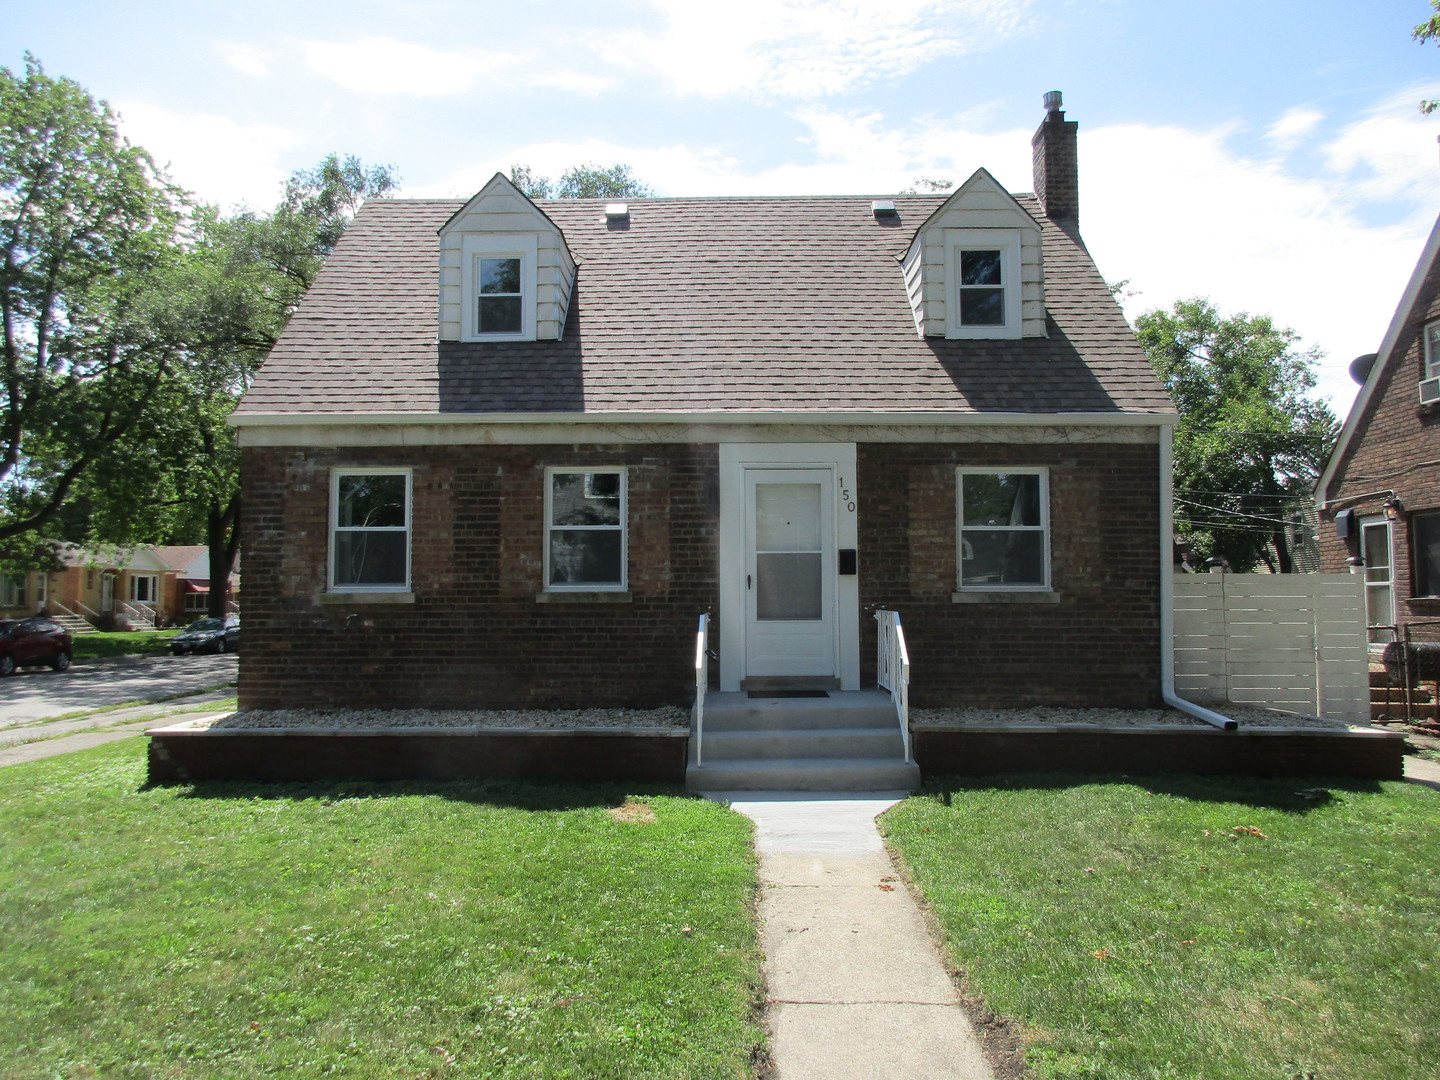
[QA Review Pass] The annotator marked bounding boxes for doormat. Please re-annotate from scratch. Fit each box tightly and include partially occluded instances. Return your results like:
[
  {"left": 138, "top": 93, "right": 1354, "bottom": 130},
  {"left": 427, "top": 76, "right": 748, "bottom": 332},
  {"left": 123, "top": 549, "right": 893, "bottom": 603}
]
[{"left": 748, "top": 690, "right": 830, "bottom": 699}]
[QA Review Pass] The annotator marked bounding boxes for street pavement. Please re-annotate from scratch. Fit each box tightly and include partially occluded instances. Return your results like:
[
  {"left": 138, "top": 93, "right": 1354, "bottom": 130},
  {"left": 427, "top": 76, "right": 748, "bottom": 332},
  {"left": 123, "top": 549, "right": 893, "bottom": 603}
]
[{"left": 0, "top": 653, "right": 237, "bottom": 727}]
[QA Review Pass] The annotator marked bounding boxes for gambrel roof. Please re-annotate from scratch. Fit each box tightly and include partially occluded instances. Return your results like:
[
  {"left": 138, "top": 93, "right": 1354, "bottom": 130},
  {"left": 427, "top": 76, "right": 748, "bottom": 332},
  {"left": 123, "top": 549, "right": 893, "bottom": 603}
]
[{"left": 235, "top": 192, "right": 1172, "bottom": 420}]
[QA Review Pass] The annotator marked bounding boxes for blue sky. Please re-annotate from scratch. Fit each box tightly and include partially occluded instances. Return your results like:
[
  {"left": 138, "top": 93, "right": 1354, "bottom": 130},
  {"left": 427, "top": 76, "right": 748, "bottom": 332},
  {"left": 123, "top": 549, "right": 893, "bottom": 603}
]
[{"left": 5, "top": 0, "right": 1440, "bottom": 413}]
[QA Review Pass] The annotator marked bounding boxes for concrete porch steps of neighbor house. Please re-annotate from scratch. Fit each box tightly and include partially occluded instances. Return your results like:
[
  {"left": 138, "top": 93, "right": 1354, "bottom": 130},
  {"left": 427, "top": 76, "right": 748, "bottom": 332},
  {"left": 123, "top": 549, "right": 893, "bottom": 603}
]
[{"left": 687, "top": 689, "right": 921, "bottom": 792}]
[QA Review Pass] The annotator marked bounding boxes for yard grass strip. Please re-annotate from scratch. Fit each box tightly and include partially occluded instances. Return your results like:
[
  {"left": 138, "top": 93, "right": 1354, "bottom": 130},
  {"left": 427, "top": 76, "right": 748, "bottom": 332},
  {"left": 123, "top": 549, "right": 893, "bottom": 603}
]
[
  {"left": 0, "top": 740, "right": 765, "bottom": 1079},
  {"left": 70, "top": 629, "right": 182, "bottom": 661},
  {"left": 881, "top": 774, "right": 1440, "bottom": 1080}
]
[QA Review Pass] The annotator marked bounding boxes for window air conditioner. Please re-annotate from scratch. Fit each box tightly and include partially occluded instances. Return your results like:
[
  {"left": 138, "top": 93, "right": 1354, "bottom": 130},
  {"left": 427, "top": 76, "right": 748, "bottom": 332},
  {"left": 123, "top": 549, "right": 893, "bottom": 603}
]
[{"left": 1421, "top": 376, "right": 1440, "bottom": 406}]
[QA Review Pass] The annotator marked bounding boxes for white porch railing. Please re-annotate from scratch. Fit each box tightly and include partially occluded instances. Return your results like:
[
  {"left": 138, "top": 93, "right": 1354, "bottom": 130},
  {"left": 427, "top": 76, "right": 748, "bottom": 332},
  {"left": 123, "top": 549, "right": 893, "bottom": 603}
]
[
  {"left": 51, "top": 599, "right": 100, "bottom": 632},
  {"left": 119, "top": 600, "right": 158, "bottom": 628},
  {"left": 875, "top": 609, "right": 913, "bottom": 765},
  {"left": 693, "top": 613, "right": 710, "bottom": 765}
]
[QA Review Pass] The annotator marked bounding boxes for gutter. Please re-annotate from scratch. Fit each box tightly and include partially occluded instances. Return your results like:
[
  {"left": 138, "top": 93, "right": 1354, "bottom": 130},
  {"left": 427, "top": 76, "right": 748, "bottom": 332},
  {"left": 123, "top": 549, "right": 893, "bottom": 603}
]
[
  {"left": 229, "top": 409, "right": 1179, "bottom": 430},
  {"left": 1159, "top": 424, "right": 1239, "bottom": 731}
]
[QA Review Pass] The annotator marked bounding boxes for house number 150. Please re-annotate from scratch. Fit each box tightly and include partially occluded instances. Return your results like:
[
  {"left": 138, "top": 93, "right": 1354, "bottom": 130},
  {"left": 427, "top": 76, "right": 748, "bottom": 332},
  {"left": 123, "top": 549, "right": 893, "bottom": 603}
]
[{"left": 838, "top": 477, "right": 856, "bottom": 513}]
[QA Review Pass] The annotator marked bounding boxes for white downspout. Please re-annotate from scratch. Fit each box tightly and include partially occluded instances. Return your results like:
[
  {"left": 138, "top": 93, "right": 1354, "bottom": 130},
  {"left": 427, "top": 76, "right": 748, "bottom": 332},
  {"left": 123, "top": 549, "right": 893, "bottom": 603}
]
[{"left": 1159, "top": 424, "right": 1239, "bottom": 731}]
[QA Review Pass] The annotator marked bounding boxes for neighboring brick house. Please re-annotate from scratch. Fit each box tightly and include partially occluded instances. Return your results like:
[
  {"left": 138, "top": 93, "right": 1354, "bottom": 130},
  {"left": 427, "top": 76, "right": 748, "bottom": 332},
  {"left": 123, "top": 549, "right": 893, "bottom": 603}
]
[
  {"left": 1316, "top": 215, "right": 1440, "bottom": 643},
  {"left": 231, "top": 94, "right": 1177, "bottom": 717}
]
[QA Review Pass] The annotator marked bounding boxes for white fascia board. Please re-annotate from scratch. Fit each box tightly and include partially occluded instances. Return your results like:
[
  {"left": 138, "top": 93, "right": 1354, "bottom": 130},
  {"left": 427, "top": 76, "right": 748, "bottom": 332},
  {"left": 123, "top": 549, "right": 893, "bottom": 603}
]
[
  {"left": 1315, "top": 211, "right": 1440, "bottom": 508},
  {"left": 231, "top": 409, "right": 1176, "bottom": 429}
]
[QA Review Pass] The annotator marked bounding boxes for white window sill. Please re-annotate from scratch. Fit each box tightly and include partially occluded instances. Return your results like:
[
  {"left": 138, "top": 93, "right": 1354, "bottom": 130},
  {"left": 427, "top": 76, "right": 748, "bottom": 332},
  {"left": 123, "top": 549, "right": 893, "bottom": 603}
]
[
  {"left": 951, "top": 590, "right": 1060, "bottom": 604},
  {"left": 320, "top": 592, "right": 416, "bottom": 604},
  {"left": 536, "top": 591, "right": 633, "bottom": 604}
]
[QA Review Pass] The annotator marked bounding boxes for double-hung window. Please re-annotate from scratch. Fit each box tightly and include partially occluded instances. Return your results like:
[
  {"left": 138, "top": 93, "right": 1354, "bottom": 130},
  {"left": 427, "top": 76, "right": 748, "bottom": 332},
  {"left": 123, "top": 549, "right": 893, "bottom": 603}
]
[
  {"left": 129, "top": 575, "right": 158, "bottom": 603},
  {"left": 957, "top": 469, "right": 1050, "bottom": 590},
  {"left": 946, "top": 229, "right": 1022, "bottom": 339},
  {"left": 545, "top": 469, "right": 626, "bottom": 591},
  {"left": 0, "top": 573, "right": 24, "bottom": 608},
  {"left": 331, "top": 470, "right": 411, "bottom": 592},
  {"left": 462, "top": 234, "right": 537, "bottom": 340}
]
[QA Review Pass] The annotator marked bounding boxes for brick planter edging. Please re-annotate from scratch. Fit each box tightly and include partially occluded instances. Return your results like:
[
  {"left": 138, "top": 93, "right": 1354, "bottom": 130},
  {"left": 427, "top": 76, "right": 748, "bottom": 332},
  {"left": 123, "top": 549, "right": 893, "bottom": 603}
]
[
  {"left": 147, "top": 727, "right": 688, "bottom": 785},
  {"left": 912, "top": 725, "right": 1406, "bottom": 780}
]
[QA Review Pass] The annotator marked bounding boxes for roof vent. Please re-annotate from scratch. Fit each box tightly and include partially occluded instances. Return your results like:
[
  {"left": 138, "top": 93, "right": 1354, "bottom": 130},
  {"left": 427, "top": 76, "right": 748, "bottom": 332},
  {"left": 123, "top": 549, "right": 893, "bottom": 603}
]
[
  {"left": 871, "top": 199, "right": 898, "bottom": 220},
  {"left": 604, "top": 203, "right": 629, "bottom": 221}
]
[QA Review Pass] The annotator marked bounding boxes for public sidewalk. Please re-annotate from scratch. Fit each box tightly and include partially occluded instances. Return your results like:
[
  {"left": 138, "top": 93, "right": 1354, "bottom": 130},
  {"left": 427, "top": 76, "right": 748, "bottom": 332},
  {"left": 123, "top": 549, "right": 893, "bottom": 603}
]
[{"left": 713, "top": 793, "right": 993, "bottom": 1080}]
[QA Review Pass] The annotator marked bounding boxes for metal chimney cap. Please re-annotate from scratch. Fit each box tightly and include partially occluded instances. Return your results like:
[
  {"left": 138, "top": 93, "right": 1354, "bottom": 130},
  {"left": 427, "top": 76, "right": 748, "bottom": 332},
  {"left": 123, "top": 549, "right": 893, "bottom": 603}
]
[{"left": 1043, "top": 90, "right": 1063, "bottom": 113}]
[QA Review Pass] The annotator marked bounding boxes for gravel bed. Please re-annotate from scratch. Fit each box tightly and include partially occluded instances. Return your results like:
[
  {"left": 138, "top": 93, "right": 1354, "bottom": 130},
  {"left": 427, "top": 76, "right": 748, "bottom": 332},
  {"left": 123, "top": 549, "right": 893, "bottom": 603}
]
[
  {"left": 911, "top": 704, "right": 1367, "bottom": 731},
  {"left": 203, "top": 706, "right": 689, "bottom": 731}
]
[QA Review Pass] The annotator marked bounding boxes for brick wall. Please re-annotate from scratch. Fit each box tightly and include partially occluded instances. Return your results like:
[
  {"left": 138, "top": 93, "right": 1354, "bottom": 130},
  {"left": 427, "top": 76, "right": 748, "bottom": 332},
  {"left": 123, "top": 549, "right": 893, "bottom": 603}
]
[
  {"left": 242, "top": 438, "right": 1161, "bottom": 711},
  {"left": 857, "top": 441, "right": 1163, "bottom": 708},
  {"left": 1319, "top": 254, "right": 1440, "bottom": 636},
  {"left": 240, "top": 443, "right": 719, "bottom": 710}
]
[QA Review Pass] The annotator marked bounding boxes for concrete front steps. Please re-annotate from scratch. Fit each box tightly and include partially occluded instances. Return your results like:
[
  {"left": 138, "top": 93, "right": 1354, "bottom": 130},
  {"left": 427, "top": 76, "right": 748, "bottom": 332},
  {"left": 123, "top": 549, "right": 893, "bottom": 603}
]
[{"left": 686, "top": 688, "right": 920, "bottom": 792}]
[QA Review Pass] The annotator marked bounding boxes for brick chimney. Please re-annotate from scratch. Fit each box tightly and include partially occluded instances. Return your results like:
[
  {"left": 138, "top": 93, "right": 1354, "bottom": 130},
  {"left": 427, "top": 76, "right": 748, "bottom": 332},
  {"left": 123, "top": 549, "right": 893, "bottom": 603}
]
[{"left": 1031, "top": 90, "right": 1078, "bottom": 225}]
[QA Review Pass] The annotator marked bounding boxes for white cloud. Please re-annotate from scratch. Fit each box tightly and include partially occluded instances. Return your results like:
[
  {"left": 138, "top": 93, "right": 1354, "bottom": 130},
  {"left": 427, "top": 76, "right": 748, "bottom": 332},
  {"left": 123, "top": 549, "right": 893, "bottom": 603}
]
[
  {"left": 303, "top": 38, "right": 499, "bottom": 96},
  {"left": 1265, "top": 107, "right": 1324, "bottom": 149},
  {"left": 112, "top": 101, "right": 299, "bottom": 211},
  {"left": 1082, "top": 118, "right": 1434, "bottom": 415},
  {"left": 222, "top": 44, "right": 269, "bottom": 78},
  {"left": 597, "top": 0, "right": 1033, "bottom": 99},
  {"left": 302, "top": 37, "right": 613, "bottom": 98},
  {"left": 1322, "top": 87, "right": 1440, "bottom": 204}
]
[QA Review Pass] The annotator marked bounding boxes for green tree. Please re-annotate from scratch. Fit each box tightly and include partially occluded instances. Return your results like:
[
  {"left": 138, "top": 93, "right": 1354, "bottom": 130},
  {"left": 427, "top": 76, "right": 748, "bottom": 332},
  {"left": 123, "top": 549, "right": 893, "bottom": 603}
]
[
  {"left": 509, "top": 162, "right": 652, "bottom": 199},
  {"left": 80, "top": 155, "right": 397, "bottom": 617},
  {"left": 1135, "top": 298, "right": 1337, "bottom": 573},
  {"left": 0, "top": 55, "right": 185, "bottom": 546}
]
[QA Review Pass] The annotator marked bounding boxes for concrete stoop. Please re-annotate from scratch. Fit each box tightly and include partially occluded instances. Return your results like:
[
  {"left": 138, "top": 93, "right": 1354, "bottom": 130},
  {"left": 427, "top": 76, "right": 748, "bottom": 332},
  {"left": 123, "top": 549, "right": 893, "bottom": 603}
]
[{"left": 687, "top": 689, "right": 921, "bottom": 792}]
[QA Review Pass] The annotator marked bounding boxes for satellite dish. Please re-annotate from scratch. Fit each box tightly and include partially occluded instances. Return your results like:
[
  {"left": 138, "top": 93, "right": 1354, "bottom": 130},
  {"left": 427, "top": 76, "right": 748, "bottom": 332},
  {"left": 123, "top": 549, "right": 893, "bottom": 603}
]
[{"left": 1349, "top": 353, "right": 1378, "bottom": 385}]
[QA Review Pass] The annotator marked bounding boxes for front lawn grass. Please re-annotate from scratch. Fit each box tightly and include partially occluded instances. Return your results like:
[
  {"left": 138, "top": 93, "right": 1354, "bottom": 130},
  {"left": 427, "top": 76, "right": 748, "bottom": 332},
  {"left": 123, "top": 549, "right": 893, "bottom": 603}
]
[
  {"left": 0, "top": 740, "right": 764, "bottom": 1079},
  {"left": 70, "top": 628, "right": 180, "bottom": 661},
  {"left": 882, "top": 774, "right": 1440, "bottom": 1080}
]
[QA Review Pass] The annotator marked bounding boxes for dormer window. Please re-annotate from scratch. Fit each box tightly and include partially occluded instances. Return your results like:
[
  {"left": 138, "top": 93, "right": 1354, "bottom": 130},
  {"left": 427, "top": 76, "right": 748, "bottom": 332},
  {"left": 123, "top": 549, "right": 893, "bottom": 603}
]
[
  {"left": 478, "top": 257, "right": 522, "bottom": 334},
  {"left": 946, "top": 229, "right": 1021, "bottom": 339},
  {"left": 461, "top": 233, "right": 538, "bottom": 341}
]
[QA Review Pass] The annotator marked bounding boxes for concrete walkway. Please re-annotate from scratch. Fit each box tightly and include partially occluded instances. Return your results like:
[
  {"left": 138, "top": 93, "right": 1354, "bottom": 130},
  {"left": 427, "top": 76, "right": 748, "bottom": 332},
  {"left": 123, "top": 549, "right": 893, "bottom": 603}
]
[{"left": 713, "top": 792, "right": 993, "bottom": 1080}]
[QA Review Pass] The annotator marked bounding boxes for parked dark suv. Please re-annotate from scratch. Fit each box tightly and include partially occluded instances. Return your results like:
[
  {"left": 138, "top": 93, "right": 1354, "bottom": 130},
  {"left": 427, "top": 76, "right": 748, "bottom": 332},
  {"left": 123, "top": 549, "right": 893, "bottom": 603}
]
[{"left": 0, "top": 617, "right": 73, "bottom": 677}]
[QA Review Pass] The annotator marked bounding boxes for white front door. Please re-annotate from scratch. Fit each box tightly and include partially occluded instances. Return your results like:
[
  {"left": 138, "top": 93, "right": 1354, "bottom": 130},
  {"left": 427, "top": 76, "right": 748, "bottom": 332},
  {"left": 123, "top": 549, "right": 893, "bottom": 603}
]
[
  {"left": 744, "top": 468, "right": 837, "bottom": 678},
  {"left": 100, "top": 573, "right": 115, "bottom": 614}
]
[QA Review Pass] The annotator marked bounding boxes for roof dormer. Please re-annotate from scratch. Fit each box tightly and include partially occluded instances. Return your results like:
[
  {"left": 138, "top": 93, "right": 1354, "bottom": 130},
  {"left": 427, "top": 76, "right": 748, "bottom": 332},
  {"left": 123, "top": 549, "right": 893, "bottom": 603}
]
[
  {"left": 901, "top": 168, "right": 1046, "bottom": 340},
  {"left": 437, "top": 173, "right": 577, "bottom": 342}
]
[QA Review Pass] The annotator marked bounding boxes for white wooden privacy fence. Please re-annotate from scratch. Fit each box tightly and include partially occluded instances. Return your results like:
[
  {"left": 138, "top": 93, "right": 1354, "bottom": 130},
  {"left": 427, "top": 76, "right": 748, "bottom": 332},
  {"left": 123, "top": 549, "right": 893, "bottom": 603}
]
[{"left": 1172, "top": 574, "right": 1369, "bottom": 723}]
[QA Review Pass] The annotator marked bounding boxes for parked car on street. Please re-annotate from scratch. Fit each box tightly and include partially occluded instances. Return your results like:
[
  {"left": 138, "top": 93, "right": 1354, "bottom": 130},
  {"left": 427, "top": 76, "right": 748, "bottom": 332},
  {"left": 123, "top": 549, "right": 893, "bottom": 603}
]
[
  {"left": 0, "top": 617, "right": 73, "bottom": 676},
  {"left": 170, "top": 616, "right": 240, "bottom": 656}
]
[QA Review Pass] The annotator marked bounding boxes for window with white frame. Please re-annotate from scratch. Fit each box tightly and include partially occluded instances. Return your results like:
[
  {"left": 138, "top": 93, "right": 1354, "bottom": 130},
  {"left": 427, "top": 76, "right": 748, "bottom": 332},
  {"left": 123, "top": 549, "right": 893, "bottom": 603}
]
[
  {"left": 0, "top": 573, "right": 25, "bottom": 608},
  {"left": 330, "top": 470, "right": 411, "bottom": 591},
  {"left": 462, "top": 234, "right": 537, "bottom": 340},
  {"left": 129, "top": 574, "right": 158, "bottom": 603},
  {"left": 957, "top": 469, "right": 1050, "bottom": 589},
  {"left": 1426, "top": 322, "right": 1440, "bottom": 378},
  {"left": 946, "top": 230, "right": 1022, "bottom": 339},
  {"left": 545, "top": 469, "right": 626, "bottom": 590}
]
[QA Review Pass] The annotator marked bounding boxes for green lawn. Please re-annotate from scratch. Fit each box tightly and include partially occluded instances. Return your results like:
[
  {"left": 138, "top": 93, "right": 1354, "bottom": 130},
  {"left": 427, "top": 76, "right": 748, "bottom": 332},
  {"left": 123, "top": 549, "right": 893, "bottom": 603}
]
[
  {"left": 882, "top": 775, "right": 1440, "bottom": 1080},
  {"left": 0, "top": 741, "right": 764, "bottom": 1079},
  {"left": 70, "top": 629, "right": 181, "bottom": 661}
]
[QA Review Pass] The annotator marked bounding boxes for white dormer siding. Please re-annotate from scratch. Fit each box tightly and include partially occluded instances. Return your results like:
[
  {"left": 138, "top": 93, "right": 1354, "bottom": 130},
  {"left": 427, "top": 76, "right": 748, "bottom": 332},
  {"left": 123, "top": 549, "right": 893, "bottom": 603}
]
[
  {"left": 438, "top": 173, "right": 577, "bottom": 342},
  {"left": 904, "top": 168, "right": 1046, "bottom": 340}
]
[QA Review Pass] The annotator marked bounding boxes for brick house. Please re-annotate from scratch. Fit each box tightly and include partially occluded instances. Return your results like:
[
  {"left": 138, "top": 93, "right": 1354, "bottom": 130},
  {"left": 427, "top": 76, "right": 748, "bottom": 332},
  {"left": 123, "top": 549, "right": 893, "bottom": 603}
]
[
  {"left": 1315, "top": 214, "right": 1440, "bottom": 643},
  {"left": 231, "top": 93, "right": 1178, "bottom": 732}
]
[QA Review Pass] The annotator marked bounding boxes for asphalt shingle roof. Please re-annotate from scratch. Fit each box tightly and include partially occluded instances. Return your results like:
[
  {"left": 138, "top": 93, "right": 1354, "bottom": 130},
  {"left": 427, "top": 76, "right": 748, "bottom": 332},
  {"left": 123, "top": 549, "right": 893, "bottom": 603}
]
[{"left": 236, "top": 194, "right": 1173, "bottom": 418}]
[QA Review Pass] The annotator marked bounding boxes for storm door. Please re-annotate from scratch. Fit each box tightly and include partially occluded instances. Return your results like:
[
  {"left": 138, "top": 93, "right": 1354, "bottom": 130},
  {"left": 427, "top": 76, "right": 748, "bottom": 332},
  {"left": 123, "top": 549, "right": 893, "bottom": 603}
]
[{"left": 743, "top": 468, "right": 837, "bottom": 678}]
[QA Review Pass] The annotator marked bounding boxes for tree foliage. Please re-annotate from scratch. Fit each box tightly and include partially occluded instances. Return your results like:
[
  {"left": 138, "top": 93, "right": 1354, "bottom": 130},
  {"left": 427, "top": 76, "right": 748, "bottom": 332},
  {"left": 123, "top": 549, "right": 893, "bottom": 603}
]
[
  {"left": 509, "top": 162, "right": 652, "bottom": 199},
  {"left": 80, "top": 155, "right": 398, "bottom": 615},
  {"left": 1135, "top": 298, "right": 1337, "bottom": 573},
  {"left": 1414, "top": 2, "right": 1440, "bottom": 113},
  {"left": 0, "top": 55, "right": 185, "bottom": 545}
]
